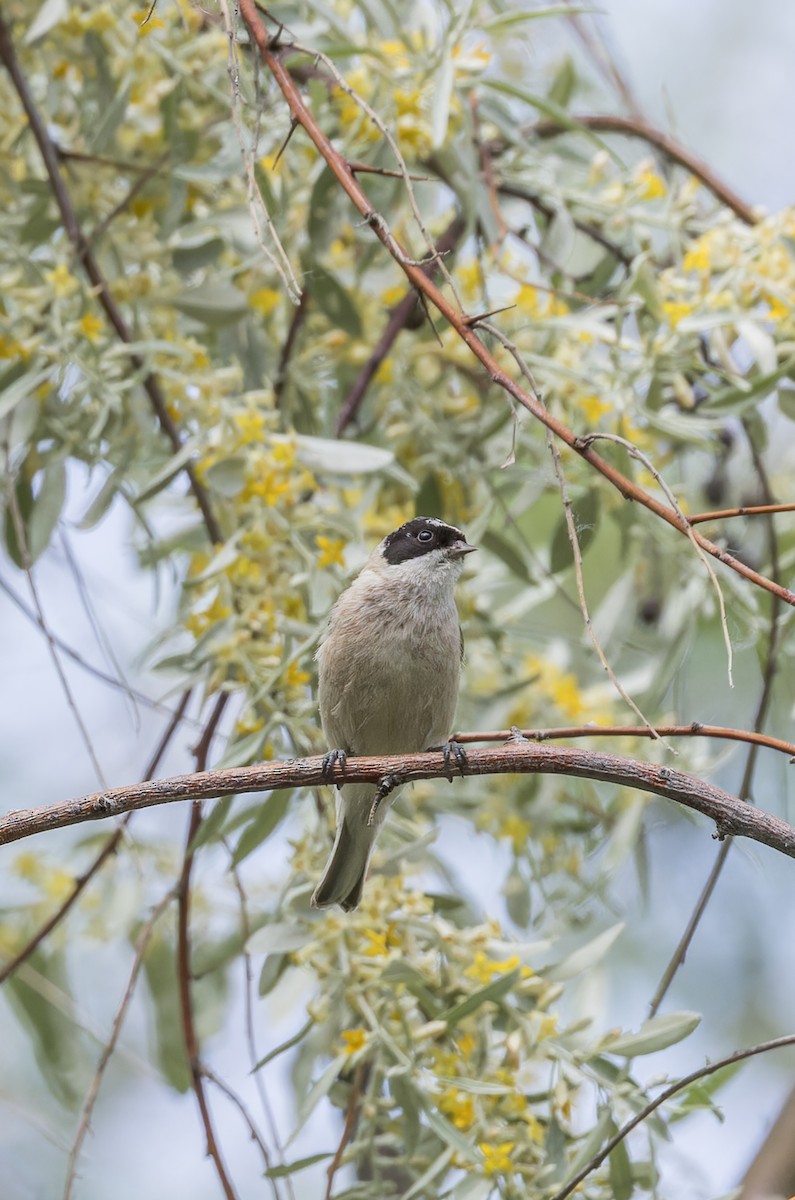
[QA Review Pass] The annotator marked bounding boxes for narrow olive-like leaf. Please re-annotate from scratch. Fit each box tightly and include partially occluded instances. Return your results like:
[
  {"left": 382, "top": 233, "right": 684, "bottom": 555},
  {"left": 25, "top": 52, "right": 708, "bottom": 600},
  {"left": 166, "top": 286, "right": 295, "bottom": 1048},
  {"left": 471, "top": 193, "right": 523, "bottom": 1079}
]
[
  {"left": 248, "top": 921, "right": 309, "bottom": 955},
  {"left": 27, "top": 457, "right": 66, "bottom": 563},
  {"left": 188, "top": 795, "right": 234, "bottom": 851},
  {"left": 441, "top": 967, "right": 521, "bottom": 1027},
  {"left": 4, "top": 946, "right": 85, "bottom": 1109},
  {"left": 212, "top": 728, "right": 266, "bottom": 770},
  {"left": 265, "top": 1152, "right": 332, "bottom": 1179},
  {"left": 483, "top": 6, "right": 595, "bottom": 31},
  {"left": 253, "top": 1017, "right": 314, "bottom": 1072},
  {"left": 481, "top": 529, "right": 532, "bottom": 582},
  {"left": 295, "top": 434, "right": 394, "bottom": 475},
  {"left": 547, "top": 922, "right": 624, "bottom": 981},
  {"left": 423, "top": 1105, "right": 479, "bottom": 1162},
  {"left": 0, "top": 366, "right": 50, "bottom": 421},
  {"left": 483, "top": 78, "right": 614, "bottom": 155},
  {"left": 203, "top": 455, "right": 247, "bottom": 498},
  {"left": 549, "top": 488, "right": 600, "bottom": 574},
  {"left": 310, "top": 267, "right": 362, "bottom": 337},
  {"left": 381, "top": 961, "right": 443, "bottom": 1017},
  {"left": 431, "top": 51, "right": 454, "bottom": 148},
  {"left": 402, "top": 1146, "right": 454, "bottom": 1200},
  {"left": 24, "top": 0, "right": 68, "bottom": 43},
  {"left": 231, "top": 790, "right": 291, "bottom": 865},
  {"left": 295, "top": 1054, "right": 348, "bottom": 1126},
  {"left": 134, "top": 443, "right": 196, "bottom": 505},
  {"left": 609, "top": 1125, "right": 635, "bottom": 1200},
  {"left": 258, "top": 952, "right": 288, "bottom": 997},
  {"left": 600, "top": 1011, "right": 701, "bottom": 1058},
  {"left": 171, "top": 282, "right": 250, "bottom": 327}
]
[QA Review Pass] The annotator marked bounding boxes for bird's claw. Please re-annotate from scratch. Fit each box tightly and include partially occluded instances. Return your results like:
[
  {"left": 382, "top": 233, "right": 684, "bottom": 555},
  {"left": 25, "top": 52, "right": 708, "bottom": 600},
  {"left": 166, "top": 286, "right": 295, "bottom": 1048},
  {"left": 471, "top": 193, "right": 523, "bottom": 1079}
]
[
  {"left": 321, "top": 748, "right": 347, "bottom": 787},
  {"left": 367, "top": 772, "right": 404, "bottom": 826},
  {"left": 508, "top": 726, "right": 529, "bottom": 744},
  {"left": 441, "top": 738, "right": 467, "bottom": 782}
]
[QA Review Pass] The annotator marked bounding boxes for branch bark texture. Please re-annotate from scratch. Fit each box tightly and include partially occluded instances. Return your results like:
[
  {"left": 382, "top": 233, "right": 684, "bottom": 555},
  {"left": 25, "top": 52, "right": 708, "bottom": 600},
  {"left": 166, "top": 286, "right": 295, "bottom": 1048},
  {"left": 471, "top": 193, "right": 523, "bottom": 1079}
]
[{"left": 2, "top": 743, "right": 794, "bottom": 860}]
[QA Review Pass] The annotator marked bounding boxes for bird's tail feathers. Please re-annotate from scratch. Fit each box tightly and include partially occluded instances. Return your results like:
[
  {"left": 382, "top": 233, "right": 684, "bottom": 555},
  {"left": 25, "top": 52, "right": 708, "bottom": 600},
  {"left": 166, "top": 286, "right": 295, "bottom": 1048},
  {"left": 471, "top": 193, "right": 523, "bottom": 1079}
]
[{"left": 311, "top": 784, "right": 382, "bottom": 912}]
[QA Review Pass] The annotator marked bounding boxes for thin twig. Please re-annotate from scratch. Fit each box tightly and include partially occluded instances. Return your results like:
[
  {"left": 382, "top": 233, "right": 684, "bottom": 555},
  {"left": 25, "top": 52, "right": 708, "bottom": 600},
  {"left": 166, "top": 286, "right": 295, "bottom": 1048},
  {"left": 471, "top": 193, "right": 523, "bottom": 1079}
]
[
  {"left": 3, "top": 742, "right": 795, "bottom": 858},
  {"left": 236, "top": 3, "right": 795, "bottom": 610},
  {"left": 177, "top": 693, "right": 238, "bottom": 1200},
  {"left": 62, "top": 887, "right": 177, "bottom": 1200},
  {"left": 273, "top": 287, "right": 308, "bottom": 407},
  {"left": 579, "top": 431, "right": 734, "bottom": 685},
  {"left": 548, "top": 1033, "right": 795, "bottom": 1200},
  {"left": 203, "top": 1066, "right": 279, "bottom": 1179},
  {"left": 686, "top": 501, "right": 795, "bottom": 525},
  {"left": 547, "top": 433, "right": 666, "bottom": 743},
  {"left": 0, "top": 689, "right": 191, "bottom": 987},
  {"left": 325, "top": 1062, "right": 368, "bottom": 1200},
  {"left": 336, "top": 214, "right": 467, "bottom": 434},
  {"left": 647, "top": 424, "right": 783, "bottom": 1016},
  {"left": 451, "top": 723, "right": 795, "bottom": 760}
]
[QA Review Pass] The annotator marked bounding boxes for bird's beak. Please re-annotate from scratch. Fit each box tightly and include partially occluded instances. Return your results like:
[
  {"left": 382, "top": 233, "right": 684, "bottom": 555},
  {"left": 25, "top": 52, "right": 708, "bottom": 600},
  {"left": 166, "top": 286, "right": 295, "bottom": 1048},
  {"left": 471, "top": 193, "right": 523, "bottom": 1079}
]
[{"left": 449, "top": 540, "right": 478, "bottom": 558}]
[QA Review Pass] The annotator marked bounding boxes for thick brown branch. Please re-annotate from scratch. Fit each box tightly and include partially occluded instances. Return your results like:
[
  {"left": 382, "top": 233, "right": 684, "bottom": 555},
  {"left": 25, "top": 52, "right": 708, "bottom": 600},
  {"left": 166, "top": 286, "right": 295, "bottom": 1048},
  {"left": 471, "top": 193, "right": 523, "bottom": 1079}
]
[
  {"left": 3, "top": 743, "right": 795, "bottom": 859},
  {"left": 0, "top": 12, "right": 223, "bottom": 546},
  {"left": 237, "top": 3, "right": 795, "bottom": 610},
  {"left": 529, "top": 113, "right": 758, "bottom": 225}
]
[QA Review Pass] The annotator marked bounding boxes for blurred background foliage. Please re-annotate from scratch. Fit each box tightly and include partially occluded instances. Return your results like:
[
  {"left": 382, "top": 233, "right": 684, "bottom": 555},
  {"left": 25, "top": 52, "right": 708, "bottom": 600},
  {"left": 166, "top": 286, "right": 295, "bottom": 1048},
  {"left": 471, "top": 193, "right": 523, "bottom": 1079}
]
[{"left": 0, "top": 0, "right": 794, "bottom": 1197}]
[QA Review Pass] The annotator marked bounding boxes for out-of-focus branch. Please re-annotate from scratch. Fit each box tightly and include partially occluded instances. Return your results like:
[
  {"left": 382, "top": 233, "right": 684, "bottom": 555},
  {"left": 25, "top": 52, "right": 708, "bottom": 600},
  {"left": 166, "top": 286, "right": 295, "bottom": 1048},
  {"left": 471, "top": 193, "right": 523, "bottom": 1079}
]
[
  {"left": 0, "top": 689, "right": 192, "bottom": 987},
  {"left": 237, "top": 2, "right": 795, "bottom": 610},
  {"left": 0, "top": 11, "right": 223, "bottom": 545},
  {"left": 336, "top": 213, "right": 467, "bottom": 435},
  {"left": 686, "top": 502, "right": 795, "bottom": 525},
  {"left": 177, "top": 693, "right": 238, "bottom": 1200},
  {"left": 740, "top": 1084, "right": 795, "bottom": 1200},
  {"left": 528, "top": 113, "right": 758, "bottom": 225},
  {"left": 453, "top": 722, "right": 795, "bottom": 760},
  {"left": 3, "top": 741, "right": 795, "bottom": 859}
]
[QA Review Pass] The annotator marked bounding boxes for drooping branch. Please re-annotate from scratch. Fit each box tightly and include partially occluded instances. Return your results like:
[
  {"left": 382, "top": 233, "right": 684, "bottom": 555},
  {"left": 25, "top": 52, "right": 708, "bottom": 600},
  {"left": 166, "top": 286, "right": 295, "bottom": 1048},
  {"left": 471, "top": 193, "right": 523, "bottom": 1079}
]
[
  {"left": 236, "top": 2, "right": 795, "bottom": 611},
  {"left": 2, "top": 742, "right": 795, "bottom": 859}
]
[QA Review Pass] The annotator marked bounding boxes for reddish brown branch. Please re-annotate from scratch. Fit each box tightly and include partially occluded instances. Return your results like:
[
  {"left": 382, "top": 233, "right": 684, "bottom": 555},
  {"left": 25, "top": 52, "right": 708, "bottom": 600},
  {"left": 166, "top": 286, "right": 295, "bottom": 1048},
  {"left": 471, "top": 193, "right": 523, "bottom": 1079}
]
[
  {"left": 237, "top": 3, "right": 795, "bottom": 610},
  {"left": 529, "top": 113, "right": 758, "bottom": 225},
  {"left": 686, "top": 502, "right": 795, "bottom": 525},
  {"left": 325, "top": 1062, "right": 368, "bottom": 1199},
  {"left": 454, "top": 723, "right": 795, "bottom": 760},
  {"left": 0, "top": 12, "right": 223, "bottom": 545},
  {"left": 3, "top": 742, "right": 795, "bottom": 859},
  {"left": 177, "top": 693, "right": 238, "bottom": 1200}
]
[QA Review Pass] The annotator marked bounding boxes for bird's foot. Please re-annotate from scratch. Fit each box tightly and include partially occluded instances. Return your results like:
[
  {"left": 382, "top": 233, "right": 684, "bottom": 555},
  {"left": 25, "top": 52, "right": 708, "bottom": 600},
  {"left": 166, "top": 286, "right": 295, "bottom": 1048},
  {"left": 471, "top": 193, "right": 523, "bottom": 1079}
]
[
  {"left": 367, "top": 772, "right": 404, "bottom": 826},
  {"left": 439, "top": 738, "right": 467, "bottom": 782},
  {"left": 507, "top": 726, "right": 529, "bottom": 744},
  {"left": 321, "top": 748, "right": 347, "bottom": 787}
]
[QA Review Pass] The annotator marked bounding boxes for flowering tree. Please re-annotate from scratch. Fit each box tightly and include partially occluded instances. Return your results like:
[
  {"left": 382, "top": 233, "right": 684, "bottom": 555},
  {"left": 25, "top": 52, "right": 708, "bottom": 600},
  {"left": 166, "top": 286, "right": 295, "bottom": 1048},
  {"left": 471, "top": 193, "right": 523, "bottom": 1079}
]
[{"left": 1, "top": 1, "right": 794, "bottom": 1198}]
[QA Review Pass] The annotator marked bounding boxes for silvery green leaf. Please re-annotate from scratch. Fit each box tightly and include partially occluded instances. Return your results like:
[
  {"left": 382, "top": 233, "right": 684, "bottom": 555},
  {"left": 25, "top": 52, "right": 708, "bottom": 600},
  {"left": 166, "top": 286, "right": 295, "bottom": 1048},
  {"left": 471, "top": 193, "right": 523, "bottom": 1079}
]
[
  {"left": 547, "top": 923, "right": 624, "bottom": 981},
  {"left": 600, "top": 1012, "right": 701, "bottom": 1058},
  {"left": 25, "top": 0, "right": 68, "bottom": 44},
  {"left": 248, "top": 922, "right": 309, "bottom": 955},
  {"left": 295, "top": 435, "right": 395, "bottom": 475}
]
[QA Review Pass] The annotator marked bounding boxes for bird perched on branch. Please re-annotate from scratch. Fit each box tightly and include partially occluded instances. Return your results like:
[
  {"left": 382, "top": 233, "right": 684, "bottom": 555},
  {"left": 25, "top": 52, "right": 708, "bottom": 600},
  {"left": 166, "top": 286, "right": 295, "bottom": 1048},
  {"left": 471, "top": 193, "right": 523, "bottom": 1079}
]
[{"left": 311, "top": 517, "right": 477, "bottom": 911}]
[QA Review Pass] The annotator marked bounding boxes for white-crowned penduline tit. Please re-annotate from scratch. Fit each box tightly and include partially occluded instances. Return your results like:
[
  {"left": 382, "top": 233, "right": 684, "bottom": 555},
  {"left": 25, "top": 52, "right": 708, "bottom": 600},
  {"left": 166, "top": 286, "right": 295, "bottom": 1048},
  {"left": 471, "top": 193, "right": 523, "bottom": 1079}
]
[{"left": 311, "top": 517, "right": 478, "bottom": 911}]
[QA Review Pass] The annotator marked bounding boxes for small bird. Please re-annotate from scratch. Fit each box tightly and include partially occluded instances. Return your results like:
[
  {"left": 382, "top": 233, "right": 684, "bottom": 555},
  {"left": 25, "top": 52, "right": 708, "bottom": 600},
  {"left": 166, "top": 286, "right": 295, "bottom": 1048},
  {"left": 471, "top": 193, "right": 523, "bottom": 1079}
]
[{"left": 311, "top": 517, "right": 477, "bottom": 911}]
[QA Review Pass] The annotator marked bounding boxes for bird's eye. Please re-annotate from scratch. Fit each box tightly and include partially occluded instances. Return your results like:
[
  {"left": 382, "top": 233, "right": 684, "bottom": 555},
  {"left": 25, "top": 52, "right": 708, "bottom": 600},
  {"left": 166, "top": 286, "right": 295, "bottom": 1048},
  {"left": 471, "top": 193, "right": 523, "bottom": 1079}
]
[{"left": 417, "top": 529, "right": 434, "bottom": 543}]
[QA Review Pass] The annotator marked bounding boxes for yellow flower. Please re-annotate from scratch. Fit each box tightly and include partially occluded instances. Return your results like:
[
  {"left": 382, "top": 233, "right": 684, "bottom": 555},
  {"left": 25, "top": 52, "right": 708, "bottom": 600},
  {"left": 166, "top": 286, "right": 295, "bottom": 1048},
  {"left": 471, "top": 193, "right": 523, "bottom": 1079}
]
[
  {"left": 340, "top": 1027, "right": 368, "bottom": 1055},
  {"left": 316, "top": 535, "right": 346, "bottom": 568},
  {"left": 283, "top": 661, "right": 311, "bottom": 690},
  {"left": 579, "top": 394, "right": 612, "bottom": 424},
  {"left": 636, "top": 168, "right": 666, "bottom": 200},
  {"left": 683, "top": 241, "right": 711, "bottom": 273},
  {"left": 515, "top": 284, "right": 540, "bottom": 317},
  {"left": 439, "top": 1088, "right": 475, "bottom": 1130},
  {"left": 79, "top": 312, "right": 104, "bottom": 343},
  {"left": 45, "top": 263, "right": 78, "bottom": 298},
  {"left": 465, "top": 951, "right": 521, "bottom": 985},
  {"left": 14, "top": 852, "right": 42, "bottom": 882},
  {"left": 662, "top": 300, "right": 693, "bottom": 326},
  {"left": 380, "top": 284, "right": 406, "bottom": 306},
  {"left": 479, "top": 1141, "right": 515, "bottom": 1176},
  {"left": 132, "top": 7, "right": 165, "bottom": 33},
  {"left": 361, "top": 928, "right": 388, "bottom": 957},
  {"left": 499, "top": 814, "right": 532, "bottom": 854},
  {"left": 250, "top": 287, "right": 282, "bottom": 316}
]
